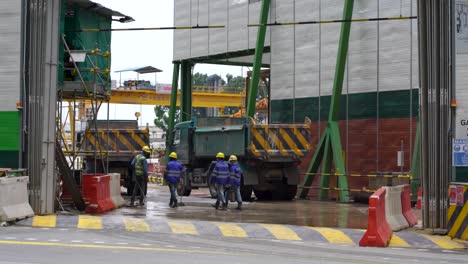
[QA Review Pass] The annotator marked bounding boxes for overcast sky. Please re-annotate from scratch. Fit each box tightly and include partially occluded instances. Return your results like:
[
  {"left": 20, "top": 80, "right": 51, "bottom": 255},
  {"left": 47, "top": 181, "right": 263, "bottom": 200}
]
[{"left": 94, "top": 0, "right": 244, "bottom": 125}]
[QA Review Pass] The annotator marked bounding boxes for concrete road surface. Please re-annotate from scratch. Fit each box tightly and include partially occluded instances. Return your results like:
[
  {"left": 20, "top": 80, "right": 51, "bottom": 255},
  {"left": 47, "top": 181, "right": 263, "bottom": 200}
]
[{"left": 0, "top": 226, "right": 466, "bottom": 264}]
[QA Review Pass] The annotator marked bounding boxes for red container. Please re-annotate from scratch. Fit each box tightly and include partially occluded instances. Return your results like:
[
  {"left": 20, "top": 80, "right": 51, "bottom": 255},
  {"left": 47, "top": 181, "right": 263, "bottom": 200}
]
[{"left": 82, "top": 174, "right": 115, "bottom": 213}]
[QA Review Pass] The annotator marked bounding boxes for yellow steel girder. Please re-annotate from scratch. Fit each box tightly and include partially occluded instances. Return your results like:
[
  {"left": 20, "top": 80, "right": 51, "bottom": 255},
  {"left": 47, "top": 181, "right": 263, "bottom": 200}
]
[{"left": 109, "top": 90, "right": 245, "bottom": 108}]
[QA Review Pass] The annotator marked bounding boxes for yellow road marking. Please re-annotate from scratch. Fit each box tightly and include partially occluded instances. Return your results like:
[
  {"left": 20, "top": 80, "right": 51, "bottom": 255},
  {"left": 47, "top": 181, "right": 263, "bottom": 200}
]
[
  {"left": 260, "top": 224, "right": 301, "bottom": 241},
  {"left": 216, "top": 223, "right": 248, "bottom": 238},
  {"left": 124, "top": 218, "right": 150, "bottom": 232},
  {"left": 388, "top": 234, "right": 411, "bottom": 247},
  {"left": 0, "top": 240, "right": 234, "bottom": 255},
  {"left": 32, "top": 215, "right": 57, "bottom": 228},
  {"left": 168, "top": 222, "right": 198, "bottom": 235},
  {"left": 77, "top": 215, "right": 103, "bottom": 230},
  {"left": 307, "top": 227, "right": 354, "bottom": 245},
  {"left": 421, "top": 234, "right": 465, "bottom": 249}
]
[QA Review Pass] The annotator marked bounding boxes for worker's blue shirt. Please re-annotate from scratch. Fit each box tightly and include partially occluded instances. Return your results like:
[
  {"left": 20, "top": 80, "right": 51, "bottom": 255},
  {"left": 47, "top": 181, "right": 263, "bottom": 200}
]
[
  {"left": 211, "top": 160, "right": 229, "bottom": 184},
  {"left": 131, "top": 153, "right": 148, "bottom": 178},
  {"left": 164, "top": 160, "right": 183, "bottom": 183},
  {"left": 228, "top": 163, "right": 242, "bottom": 186}
]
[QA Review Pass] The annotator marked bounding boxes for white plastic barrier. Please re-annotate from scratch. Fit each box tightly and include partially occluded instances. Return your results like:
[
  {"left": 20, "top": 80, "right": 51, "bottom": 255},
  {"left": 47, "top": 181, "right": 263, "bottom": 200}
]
[
  {"left": 0, "top": 176, "right": 34, "bottom": 222},
  {"left": 108, "top": 173, "right": 125, "bottom": 208},
  {"left": 384, "top": 185, "right": 409, "bottom": 231}
]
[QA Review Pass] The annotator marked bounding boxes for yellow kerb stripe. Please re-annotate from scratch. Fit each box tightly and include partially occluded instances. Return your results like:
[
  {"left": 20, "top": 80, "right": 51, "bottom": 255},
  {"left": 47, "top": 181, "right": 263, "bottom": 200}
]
[
  {"left": 32, "top": 215, "right": 57, "bottom": 228},
  {"left": 124, "top": 218, "right": 150, "bottom": 232},
  {"left": 260, "top": 224, "right": 301, "bottom": 241},
  {"left": 389, "top": 234, "right": 411, "bottom": 247},
  {"left": 77, "top": 215, "right": 103, "bottom": 230},
  {"left": 421, "top": 234, "right": 465, "bottom": 249},
  {"left": 168, "top": 222, "right": 198, "bottom": 235},
  {"left": 216, "top": 223, "right": 248, "bottom": 238},
  {"left": 307, "top": 227, "right": 354, "bottom": 245}
]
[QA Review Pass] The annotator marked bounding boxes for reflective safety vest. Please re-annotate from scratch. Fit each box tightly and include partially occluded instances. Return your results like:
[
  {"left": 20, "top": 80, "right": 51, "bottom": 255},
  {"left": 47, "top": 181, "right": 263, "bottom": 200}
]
[
  {"left": 164, "top": 160, "right": 183, "bottom": 183},
  {"left": 211, "top": 160, "right": 229, "bottom": 184},
  {"left": 228, "top": 163, "right": 242, "bottom": 186},
  {"left": 134, "top": 154, "right": 146, "bottom": 177}
]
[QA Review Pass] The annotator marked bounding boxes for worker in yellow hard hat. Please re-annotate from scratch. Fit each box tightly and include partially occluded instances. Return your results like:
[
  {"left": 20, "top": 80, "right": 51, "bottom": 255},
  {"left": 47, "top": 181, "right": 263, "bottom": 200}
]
[
  {"left": 129, "top": 145, "right": 151, "bottom": 206},
  {"left": 164, "top": 152, "right": 184, "bottom": 208},
  {"left": 226, "top": 155, "right": 243, "bottom": 210},
  {"left": 210, "top": 152, "right": 229, "bottom": 210}
]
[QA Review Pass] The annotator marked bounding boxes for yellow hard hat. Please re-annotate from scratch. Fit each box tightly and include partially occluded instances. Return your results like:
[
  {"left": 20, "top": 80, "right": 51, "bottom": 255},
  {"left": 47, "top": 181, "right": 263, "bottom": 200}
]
[
  {"left": 142, "top": 146, "right": 150, "bottom": 153},
  {"left": 169, "top": 152, "right": 178, "bottom": 159},
  {"left": 216, "top": 152, "right": 225, "bottom": 159},
  {"left": 229, "top": 155, "right": 237, "bottom": 161}
]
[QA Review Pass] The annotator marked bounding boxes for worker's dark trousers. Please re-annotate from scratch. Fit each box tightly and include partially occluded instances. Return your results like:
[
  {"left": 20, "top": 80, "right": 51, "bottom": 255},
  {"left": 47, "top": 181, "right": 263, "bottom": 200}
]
[
  {"left": 168, "top": 182, "right": 178, "bottom": 207},
  {"left": 131, "top": 176, "right": 146, "bottom": 205}
]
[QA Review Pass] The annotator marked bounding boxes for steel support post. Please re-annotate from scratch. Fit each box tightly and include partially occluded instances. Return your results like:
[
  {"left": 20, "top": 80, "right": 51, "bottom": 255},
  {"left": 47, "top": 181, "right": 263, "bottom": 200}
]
[
  {"left": 180, "top": 60, "right": 192, "bottom": 122},
  {"left": 299, "top": 0, "right": 354, "bottom": 202},
  {"left": 246, "top": 0, "right": 270, "bottom": 118},
  {"left": 410, "top": 119, "right": 421, "bottom": 201},
  {"left": 165, "top": 62, "right": 180, "bottom": 162}
]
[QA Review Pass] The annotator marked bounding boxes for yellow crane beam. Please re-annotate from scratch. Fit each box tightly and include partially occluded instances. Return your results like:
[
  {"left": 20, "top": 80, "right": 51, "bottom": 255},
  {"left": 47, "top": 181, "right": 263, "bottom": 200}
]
[{"left": 109, "top": 89, "right": 245, "bottom": 108}]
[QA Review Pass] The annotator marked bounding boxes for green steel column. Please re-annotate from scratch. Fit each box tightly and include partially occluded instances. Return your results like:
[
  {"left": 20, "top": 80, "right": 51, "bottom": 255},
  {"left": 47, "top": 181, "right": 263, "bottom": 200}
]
[
  {"left": 180, "top": 60, "right": 192, "bottom": 122},
  {"left": 410, "top": 119, "right": 421, "bottom": 201},
  {"left": 166, "top": 63, "right": 180, "bottom": 154},
  {"left": 299, "top": 0, "right": 354, "bottom": 202},
  {"left": 246, "top": 0, "right": 270, "bottom": 118}
]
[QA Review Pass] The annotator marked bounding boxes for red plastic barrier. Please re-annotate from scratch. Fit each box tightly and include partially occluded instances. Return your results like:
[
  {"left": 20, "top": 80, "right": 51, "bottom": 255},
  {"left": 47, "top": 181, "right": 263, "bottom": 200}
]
[
  {"left": 359, "top": 188, "right": 393, "bottom": 247},
  {"left": 82, "top": 174, "right": 115, "bottom": 213},
  {"left": 416, "top": 187, "right": 422, "bottom": 209},
  {"left": 401, "top": 184, "right": 418, "bottom": 226}
]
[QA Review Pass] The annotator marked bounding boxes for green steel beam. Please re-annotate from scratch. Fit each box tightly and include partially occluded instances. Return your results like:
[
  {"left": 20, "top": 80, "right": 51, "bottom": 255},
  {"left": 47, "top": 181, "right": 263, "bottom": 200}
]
[
  {"left": 180, "top": 60, "right": 192, "bottom": 122},
  {"left": 299, "top": 0, "right": 354, "bottom": 202},
  {"left": 246, "top": 0, "right": 270, "bottom": 118},
  {"left": 165, "top": 63, "right": 180, "bottom": 163}
]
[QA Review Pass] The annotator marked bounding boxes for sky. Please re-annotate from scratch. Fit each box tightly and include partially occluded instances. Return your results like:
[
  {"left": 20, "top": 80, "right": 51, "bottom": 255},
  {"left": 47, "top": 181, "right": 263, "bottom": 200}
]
[{"left": 94, "top": 0, "right": 245, "bottom": 125}]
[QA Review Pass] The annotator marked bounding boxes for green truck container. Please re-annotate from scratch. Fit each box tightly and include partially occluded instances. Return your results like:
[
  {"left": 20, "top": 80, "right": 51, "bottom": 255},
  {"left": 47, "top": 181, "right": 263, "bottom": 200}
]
[{"left": 170, "top": 117, "right": 312, "bottom": 200}]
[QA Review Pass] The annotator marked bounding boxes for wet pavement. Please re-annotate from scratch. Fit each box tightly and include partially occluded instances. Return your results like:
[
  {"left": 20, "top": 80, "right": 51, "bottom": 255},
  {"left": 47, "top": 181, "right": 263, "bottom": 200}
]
[{"left": 114, "top": 184, "right": 371, "bottom": 229}]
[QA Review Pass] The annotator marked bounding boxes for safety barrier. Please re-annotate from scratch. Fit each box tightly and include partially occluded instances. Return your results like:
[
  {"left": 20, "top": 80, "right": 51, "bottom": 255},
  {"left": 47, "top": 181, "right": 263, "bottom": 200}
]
[
  {"left": 82, "top": 174, "right": 115, "bottom": 213},
  {"left": 401, "top": 184, "right": 417, "bottom": 227},
  {"left": 359, "top": 188, "right": 393, "bottom": 247},
  {"left": 108, "top": 173, "right": 125, "bottom": 208},
  {"left": 448, "top": 183, "right": 468, "bottom": 240},
  {"left": 148, "top": 175, "right": 164, "bottom": 184},
  {"left": 416, "top": 187, "right": 423, "bottom": 209},
  {"left": 0, "top": 176, "right": 34, "bottom": 222},
  {"left": 384, "top": 185, "right": 409, "bottom": 231}
]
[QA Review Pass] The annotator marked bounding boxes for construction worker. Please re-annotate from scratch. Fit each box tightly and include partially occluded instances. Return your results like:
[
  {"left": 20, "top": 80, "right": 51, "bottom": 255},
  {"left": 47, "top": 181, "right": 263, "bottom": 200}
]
[
  {"left": 164, "top": 152, "right": 184, "bottom": 208},
  {"left": 130, "top": 146, "right": 151, "bottom": 206},
  {"left": 227, "top": 155, "right": 243, "bottom": 210},
  {"left": 211, "top": 152, "right": 229, "bottom": 210}
]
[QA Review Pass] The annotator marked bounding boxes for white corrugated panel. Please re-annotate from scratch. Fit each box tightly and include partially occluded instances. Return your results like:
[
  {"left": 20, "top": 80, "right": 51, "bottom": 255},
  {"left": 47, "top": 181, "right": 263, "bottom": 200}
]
[
  {"left": 208, "top": 0, "right": 227, "bottom": 55},
  {"left": 379, "top": 0, "right": 412, "bottom": 92},
  {"left": 0, "top": 0, "right": 21, "bottom": 111},
  {"left": 173, "top": 0, "right": 191, "bottom": 60},
  {"left": 270, "top": 0, "right": 294, "bottom": 100},
  {"left": 190, "top": 0, "right": 209, "bottom": 58},
  {"left": 228, "top": 1, "right": 249, "bottom": 52}
]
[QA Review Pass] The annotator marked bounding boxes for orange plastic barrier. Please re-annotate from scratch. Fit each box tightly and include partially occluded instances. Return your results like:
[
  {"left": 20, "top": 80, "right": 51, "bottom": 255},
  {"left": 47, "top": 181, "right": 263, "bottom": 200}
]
[
  {"left": 82, "top": 174, "right": 115, "bottom": 213},
  {"left": 416, "top": 187, "right": 422, "bottom": 209},
  {"left": 401, "top": 184, "right": 417, "bottom": 226},
  {"left": 359, "top": 188, "right": 393, "bottom": 247}
]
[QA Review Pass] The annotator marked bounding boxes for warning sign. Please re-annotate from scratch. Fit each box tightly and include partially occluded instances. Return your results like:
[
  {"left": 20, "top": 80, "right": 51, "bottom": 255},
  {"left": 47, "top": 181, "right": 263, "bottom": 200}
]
[
  {"left": 450, "top": 185, "right": 457, "bottom": 205},
  {"left": 457, "top": 186, "right": 465, "bottom": 206},
  {"left": 453, "top": 139, "right": 468, "bottom": 166}
]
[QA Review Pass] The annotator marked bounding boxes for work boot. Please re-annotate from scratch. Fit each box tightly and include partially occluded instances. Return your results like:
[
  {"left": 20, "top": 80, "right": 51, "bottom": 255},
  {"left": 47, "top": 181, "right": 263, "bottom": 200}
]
[
  {"left": 139, "top": 200, "right": 145, "bottom": 206},
  {"left": 173, "top": 200, "right": 178, "bottom": 208},
  {"left": 220, "top": 203, "right": 227, "bottom": 211},
  {"left": 211, "top": 201, "right": 220, "bottom": 209},
  {"left": 235, "top": 204, "right": 242, "bottom": 210}
]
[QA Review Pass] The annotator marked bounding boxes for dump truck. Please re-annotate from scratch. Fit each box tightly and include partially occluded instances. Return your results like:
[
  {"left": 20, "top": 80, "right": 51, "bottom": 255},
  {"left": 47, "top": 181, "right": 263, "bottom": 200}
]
[
  {"left": 169, "top": 117, "right": 312, "bottom": 200},
  {"left": 78, "top": 120, "right": 150, "bottom": 194}
]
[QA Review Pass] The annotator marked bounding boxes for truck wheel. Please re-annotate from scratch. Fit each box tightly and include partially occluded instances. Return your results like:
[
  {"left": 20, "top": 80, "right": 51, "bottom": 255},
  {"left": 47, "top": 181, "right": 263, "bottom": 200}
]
[
  {"left": 240, "top": 185, "right": 253, "bottom": 201},
  {"left": 177, "top": 177, "right": 192, "bottom": 196},
  {"left": 281, "top": 185, "right": 297, "bottom": 200}
]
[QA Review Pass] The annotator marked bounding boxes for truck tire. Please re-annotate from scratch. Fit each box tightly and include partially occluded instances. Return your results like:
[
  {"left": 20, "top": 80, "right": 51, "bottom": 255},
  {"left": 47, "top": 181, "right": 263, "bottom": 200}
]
[
  {"left": 177, "top": 176, "right": 192, "bottom": 196},
  {"left": 280, "top": 184, "right": 297, "bottom": 200},
  {"left": 253, "top": 189, "right": 272, "bottom": 200}
]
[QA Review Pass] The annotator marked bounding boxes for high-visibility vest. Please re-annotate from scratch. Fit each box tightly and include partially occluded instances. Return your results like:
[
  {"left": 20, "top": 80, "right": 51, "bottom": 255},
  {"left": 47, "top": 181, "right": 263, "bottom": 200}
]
[
  {"left": 165, "top": 160, "right": 183, "bottom": 183},
  {"left": 134, "top": 154, "right": 146, "bottom": 177},
  {"left": 211, "top": 161, "right": 229, "bottom": 184},
  {"left": 229, "top": 163, "right": 242, "bottom": 186}
]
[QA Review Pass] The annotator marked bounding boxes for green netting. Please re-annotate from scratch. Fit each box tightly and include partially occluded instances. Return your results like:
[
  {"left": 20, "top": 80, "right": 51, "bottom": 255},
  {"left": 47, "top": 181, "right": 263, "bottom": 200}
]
[{"left": 59, "top": 3, "right": 111, "bottom": 88}]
